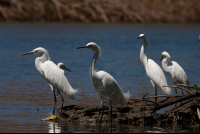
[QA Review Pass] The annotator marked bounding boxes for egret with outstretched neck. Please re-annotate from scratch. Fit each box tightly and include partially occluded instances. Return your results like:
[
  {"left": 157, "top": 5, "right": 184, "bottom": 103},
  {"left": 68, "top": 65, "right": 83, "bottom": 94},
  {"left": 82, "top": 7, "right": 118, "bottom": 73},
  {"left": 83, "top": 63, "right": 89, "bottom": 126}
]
[
  {"left": 76, "top": 42, "right": 130, "bottom": 123},
  {"left": 20, "top": 47, "right": 78, "bottom": 120},
  {"left": 137, "top": 34, "right": 172, "bottom": 102}
]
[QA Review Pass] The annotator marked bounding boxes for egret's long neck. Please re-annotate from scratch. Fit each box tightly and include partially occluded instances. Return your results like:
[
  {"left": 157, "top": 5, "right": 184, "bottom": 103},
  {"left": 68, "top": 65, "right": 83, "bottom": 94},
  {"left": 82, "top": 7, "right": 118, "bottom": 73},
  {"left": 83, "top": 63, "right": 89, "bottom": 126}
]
[
  {"left": 90, "top": 47, "right": 101, "bottom": 78},
  {"left": 162, "top": 57, "right": 171, "bottom": 76},
  {"left": 143, "top": 37, "right": 148, "bottom": 49},
  {"left": 140, "top": 37, "right": 148, "bottom": 70},
  {"left": 35, "top": 52, "right": 50, "bottom": 76}
]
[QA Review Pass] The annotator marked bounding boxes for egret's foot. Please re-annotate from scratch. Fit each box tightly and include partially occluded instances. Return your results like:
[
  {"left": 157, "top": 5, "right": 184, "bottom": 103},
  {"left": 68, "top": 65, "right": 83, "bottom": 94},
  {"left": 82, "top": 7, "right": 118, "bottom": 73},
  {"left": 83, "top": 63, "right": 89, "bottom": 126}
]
[{"left": 42, "top": 115, "right": 59, "bottom": 121}]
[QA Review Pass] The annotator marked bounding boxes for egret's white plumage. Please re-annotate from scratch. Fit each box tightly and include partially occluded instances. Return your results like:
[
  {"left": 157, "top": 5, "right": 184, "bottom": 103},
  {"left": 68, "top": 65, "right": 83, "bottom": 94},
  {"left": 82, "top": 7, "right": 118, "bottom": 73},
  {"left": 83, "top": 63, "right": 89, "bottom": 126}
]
[
  {"left": 76, "top": 42, "right": 130, "bottom": 122},
  {"left": 160, "top": 51, "right": 190, "bottom": 94},
  {"left": 137, "top": 34, "right": 172, "bottom": 100},
  {"left": 50, "top": 62, "right": 71, "bottom": 91},
  {"left": 21, "top": 47, "right": 77, "bottom": 120}
]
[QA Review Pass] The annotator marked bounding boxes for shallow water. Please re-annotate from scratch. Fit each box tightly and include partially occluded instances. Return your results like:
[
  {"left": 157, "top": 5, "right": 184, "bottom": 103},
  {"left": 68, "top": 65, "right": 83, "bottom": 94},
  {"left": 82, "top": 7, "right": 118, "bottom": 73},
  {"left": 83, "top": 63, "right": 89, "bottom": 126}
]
[{"left": 0, "top": 23, "right": 200, "bottom": 133}]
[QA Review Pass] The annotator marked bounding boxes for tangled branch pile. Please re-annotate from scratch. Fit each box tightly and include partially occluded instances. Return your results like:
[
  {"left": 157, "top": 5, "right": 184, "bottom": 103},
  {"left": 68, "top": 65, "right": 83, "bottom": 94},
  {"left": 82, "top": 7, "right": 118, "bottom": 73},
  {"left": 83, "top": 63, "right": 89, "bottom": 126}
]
[
  {"left": 55, "top": 84, "right": 200, "bottom": 125},
  {"left": 0, "top": 0, "right": 200, "bottom": 23}
]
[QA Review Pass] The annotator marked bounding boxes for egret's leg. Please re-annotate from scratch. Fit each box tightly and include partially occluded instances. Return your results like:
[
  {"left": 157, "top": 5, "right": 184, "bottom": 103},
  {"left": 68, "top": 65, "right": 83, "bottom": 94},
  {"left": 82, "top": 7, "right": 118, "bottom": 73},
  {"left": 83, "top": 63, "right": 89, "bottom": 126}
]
[
  {"left": 175, "top": 87, "right": 177, "bottom": 107},
  {"left": 181, "top": 89, "right": 184, "bottom": 95},
  {"left": 42, "top": 88, "right": 59, "bottom": 121},
  {"left": 99, "top": 102, "right": 104, "bottom": 124},
  {"left": 154, "top": 86, "right": 157, "bottom": 102},
  {"left": 180, "top": 89, "right": 184, "bottom": 106},
  {"left": 56, "top": 90, "right": 59, "bottom": 101},
  {"left": 150, "top": 80, "right": 157, "bottom": 102},
  {"left": 181, "top": 88, "right": 184, "bottom": 105},
  {"left": 175, "top": 87, "right": 177, "bottom": 96},
  {"left": 52, "top": 88, "right": 57, "bottom": 115},
  {"left": 57, "top": 90, "right": 64, "bottom": 115}
]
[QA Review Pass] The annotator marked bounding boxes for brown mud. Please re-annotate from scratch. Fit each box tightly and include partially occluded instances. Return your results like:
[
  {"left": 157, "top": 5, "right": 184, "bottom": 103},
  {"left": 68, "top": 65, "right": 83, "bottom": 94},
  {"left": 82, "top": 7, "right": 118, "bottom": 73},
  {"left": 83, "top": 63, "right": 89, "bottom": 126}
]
[{"left": 55, "top": 85, "right": 200, "bottom": 126}]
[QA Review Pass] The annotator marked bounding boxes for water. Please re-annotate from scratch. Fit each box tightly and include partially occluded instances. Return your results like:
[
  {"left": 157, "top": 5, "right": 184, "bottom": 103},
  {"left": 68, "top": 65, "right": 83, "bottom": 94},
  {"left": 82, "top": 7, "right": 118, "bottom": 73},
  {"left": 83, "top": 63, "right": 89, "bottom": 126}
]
[{"left": 0, "top": 23, "right": 200, "bottom": 133}]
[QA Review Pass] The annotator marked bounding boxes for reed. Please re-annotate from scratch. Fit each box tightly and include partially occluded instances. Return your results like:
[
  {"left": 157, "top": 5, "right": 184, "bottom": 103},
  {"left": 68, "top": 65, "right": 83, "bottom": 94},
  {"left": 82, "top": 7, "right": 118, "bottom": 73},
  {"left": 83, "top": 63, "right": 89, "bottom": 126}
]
[{"left": 0, "top": 0, "right": 199, "bottom": 23}]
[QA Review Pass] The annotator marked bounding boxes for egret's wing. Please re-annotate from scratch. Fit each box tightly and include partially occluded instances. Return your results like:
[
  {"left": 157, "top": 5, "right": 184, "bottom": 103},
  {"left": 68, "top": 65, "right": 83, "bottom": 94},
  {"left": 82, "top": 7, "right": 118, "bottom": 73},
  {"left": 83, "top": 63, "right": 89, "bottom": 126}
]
[
  {"left": 41, "top": 61, "right": 73, "bottom": 96},
  {"left": 96, "top": 71, "right": 128, "bottom": 106},
  {"left": 59, "top": 68, "right": 65, "bottom": 74},
  {"left": 147, "top": 59, "right": 167, "bottom": 87},
  {"left": 171, "top": 61, "right": 189, "bottom": 85}
]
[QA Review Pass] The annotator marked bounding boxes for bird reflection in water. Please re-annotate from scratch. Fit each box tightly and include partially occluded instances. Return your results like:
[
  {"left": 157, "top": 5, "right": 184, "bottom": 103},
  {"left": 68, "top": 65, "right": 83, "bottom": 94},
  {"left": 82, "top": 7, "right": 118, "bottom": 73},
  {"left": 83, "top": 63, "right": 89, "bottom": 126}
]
[{"left": 48, "top": 121, "right": 61, "bottom": 133}]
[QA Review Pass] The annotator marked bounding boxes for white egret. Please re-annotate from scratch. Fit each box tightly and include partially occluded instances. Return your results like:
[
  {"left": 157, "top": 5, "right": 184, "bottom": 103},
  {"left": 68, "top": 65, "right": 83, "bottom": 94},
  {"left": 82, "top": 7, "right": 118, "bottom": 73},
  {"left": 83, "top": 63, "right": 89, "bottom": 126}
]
[
  {"left": 20, "top": 47, "right": 78, "bottom": 120},
  {"left": 76, "top": 42, "right": 130, "bottom": 123},
  {"left": 49, "top": 62, "right": 72, "bottom": 117},
  {"left": 160, "top": 51, "right": 190, "bottom": 95},
  {"left": 137, "top": 34, "right": 172, "bottom": 102}
]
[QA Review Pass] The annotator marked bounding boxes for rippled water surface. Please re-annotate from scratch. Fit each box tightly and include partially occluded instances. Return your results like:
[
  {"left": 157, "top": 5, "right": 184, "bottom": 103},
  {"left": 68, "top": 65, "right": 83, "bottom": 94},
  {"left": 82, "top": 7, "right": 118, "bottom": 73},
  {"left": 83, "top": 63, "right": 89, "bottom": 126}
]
[{"left": 0, "top": 23, "right": 200, "bottom": 133}]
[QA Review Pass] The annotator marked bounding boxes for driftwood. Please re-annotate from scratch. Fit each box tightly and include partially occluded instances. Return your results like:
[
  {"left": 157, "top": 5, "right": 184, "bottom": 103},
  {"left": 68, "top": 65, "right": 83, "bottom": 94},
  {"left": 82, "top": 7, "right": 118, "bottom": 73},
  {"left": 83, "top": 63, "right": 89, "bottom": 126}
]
[{"left": 55, "top": 84, "right": 200, "bottom": 125}]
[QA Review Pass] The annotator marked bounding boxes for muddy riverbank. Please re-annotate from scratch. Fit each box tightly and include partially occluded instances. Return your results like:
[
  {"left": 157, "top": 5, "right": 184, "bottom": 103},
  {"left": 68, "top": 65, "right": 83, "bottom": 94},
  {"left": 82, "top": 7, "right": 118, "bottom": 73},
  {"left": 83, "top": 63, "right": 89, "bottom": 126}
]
[{"left": 56, "top": 91, "right": 200, "bottom": 126}]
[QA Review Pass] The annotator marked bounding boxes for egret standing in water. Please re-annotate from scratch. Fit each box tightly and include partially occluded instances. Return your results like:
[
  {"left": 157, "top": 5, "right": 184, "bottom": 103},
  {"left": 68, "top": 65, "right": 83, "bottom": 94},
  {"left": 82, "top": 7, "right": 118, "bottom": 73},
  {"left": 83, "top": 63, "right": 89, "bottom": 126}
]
[
  {"left": 76, "top": 42, "right": 130, "bottom": 123},
  {"left": 20, "top": 47, "right": 78, "bottom": 120},
  {"left": 137, "top": 34, "right": 172, "bottom": 102},
  {"left": 160, "top": 51, "right": 190, "bottom": 95}
]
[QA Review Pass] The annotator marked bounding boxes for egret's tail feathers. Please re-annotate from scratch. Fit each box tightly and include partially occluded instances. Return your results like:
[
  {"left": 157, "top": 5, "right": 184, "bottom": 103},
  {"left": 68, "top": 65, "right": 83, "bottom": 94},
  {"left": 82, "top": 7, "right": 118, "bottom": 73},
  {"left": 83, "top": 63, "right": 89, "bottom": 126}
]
[
  {"left": 123, "top": 91, "right": 131, "bottom": 103},
  {"left": 162, "top": 87, "right": 172, "bottom": 95},
  {"left": 68, "top": 88, "right": 78, "bottom": 100}
]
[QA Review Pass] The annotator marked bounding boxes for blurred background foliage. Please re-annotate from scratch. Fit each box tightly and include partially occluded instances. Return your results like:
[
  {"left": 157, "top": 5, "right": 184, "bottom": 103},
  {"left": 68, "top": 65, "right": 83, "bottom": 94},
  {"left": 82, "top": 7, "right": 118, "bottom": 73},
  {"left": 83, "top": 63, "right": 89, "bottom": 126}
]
[{"left": 0, "top": 0, "right": 199, "bottom": 23}]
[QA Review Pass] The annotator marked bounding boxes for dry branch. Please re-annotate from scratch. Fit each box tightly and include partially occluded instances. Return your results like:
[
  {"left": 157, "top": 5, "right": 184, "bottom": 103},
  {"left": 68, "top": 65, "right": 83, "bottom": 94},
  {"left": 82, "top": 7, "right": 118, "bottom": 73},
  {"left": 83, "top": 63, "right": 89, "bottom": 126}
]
[
  {"left": 152, "top": 92, "right": 200, "bottom": 112},
  {"left": 162, "top": 84, "right": 193, "bottom": 94}
]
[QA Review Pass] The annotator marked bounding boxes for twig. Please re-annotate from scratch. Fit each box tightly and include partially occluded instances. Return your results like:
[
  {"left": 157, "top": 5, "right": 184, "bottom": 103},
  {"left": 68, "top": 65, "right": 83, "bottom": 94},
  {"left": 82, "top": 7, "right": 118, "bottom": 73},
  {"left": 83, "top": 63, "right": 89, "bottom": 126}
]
[
  {"left": 152, "top": 92, "right": 200, "bottom": 112},
  {"left": 176, "top": 84, "right": 194, "bottom": 88},
  {"left": 140, "top": 99, "right": 158, "bottom": 105},
  {"left": 145, "top": 95, "right": 182, "bottom": 99},
  {"left": 142, "top": 93, "right": 148, "bottom": 99},
  {"left": 167, "top": 98, "right": 194, "bottom": 112},
  {"left": 157, "top": 97, "right": 170, "bottom": 104},
  {"left": 162, "top": 85, "right": 193, "bottom": 94}
]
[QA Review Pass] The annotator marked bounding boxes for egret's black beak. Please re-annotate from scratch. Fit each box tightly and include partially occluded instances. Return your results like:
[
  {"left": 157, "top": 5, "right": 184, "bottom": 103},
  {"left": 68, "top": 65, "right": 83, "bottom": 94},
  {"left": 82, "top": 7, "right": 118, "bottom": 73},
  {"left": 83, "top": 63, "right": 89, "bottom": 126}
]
[
  {"left": 63, "top": 66, "right": 71, "bottom": 72},
  {"left": 160, "top": 56, "right": 164, "bottom": 61},
  {"left": 137, "top": 37, "right": 140, "bottom": 39},
  {"left": 20, "top": 51, "right": 34, "bottom": 56},
  {"left": 76, "top": 46, "right": 89, "bottom": 49}
]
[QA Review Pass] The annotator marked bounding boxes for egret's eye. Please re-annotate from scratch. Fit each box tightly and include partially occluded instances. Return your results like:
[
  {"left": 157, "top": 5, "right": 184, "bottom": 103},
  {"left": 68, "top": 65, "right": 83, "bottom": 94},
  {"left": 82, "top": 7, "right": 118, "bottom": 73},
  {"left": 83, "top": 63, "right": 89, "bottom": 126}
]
[{"left": 86, "top": 44, "right": 92, "bottom": 47}]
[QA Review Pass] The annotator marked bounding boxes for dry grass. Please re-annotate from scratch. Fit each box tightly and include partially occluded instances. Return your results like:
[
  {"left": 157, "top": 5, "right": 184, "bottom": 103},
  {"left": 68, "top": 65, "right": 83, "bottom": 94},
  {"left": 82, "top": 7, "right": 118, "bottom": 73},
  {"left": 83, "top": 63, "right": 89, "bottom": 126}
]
[{"left": 0, "top": 0, "right": 199, "bottom": 23}]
